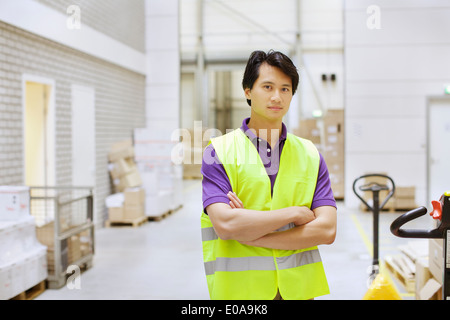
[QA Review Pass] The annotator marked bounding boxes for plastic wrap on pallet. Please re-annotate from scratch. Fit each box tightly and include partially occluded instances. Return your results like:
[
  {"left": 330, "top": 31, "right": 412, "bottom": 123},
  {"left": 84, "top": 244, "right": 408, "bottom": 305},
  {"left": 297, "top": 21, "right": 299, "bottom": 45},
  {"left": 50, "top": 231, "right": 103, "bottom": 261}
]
[{"left": 0, "top": 215, "right": 47, "bottom": 300}]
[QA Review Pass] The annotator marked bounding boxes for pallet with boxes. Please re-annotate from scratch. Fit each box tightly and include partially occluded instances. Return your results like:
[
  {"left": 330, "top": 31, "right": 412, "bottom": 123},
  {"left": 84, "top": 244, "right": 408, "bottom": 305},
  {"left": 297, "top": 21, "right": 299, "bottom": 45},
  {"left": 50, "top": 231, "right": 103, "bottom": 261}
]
[
  {"left": 107, "top": 139, "right": 147, "bottom": 224},
  {"left": 384, "top": 239, "right": 443, "bottom": 300},
  {"left": 105, "top": 187, "right": 147, "bottom": 227},
  {"left": 106, "top": 128, "right": 184, "bottom": 224},
  {"left": 0, "top": 186, "right": 48, "bottom": 300}
]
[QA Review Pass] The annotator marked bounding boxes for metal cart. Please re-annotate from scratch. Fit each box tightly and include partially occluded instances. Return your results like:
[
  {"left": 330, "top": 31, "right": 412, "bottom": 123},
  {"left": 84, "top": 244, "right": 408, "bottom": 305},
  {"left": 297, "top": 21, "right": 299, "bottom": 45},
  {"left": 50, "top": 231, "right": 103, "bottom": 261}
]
[{"left": 29, "top": 186, "right": 95, "bottom": 289}]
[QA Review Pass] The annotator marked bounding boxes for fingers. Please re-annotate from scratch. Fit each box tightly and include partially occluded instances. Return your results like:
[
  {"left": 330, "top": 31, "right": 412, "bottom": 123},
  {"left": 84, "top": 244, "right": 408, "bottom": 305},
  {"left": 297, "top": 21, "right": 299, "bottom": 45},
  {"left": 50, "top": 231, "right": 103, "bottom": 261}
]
[{"left": 227, "top": 191, "right": 244, "bottom": 209}]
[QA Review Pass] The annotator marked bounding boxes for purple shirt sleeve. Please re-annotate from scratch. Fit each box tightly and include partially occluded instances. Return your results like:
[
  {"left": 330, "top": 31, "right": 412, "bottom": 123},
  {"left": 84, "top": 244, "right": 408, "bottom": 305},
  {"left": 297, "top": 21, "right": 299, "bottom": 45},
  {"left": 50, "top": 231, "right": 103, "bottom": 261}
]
[
  {"left": 201, "top": 144, "right": 337, "bottom": 214},
  {"left": 311, "top": 153, "right": 337, "bottom": 210},
  {"left": 201, "top": 144, "right": 232, "bottom": 214}
]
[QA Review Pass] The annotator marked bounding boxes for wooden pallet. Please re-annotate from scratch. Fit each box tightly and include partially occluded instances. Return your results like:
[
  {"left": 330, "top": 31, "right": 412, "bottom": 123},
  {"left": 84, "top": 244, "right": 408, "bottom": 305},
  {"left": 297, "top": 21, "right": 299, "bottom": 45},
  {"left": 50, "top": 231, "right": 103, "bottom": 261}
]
[
  {"left": 147, "top": 210, "right": 173, "bottom": 221},
  {"left": 10, "top": 280, "right": 46, "bottom": 300},
  {"left": 105, "top": 215, "right": 147, "bottom": 227},
  {"left": 384, "top": 255, "right": 415, "bottom": 293},
  {"left": 147, "top": 205, "right": 182, "bottom": 222}
]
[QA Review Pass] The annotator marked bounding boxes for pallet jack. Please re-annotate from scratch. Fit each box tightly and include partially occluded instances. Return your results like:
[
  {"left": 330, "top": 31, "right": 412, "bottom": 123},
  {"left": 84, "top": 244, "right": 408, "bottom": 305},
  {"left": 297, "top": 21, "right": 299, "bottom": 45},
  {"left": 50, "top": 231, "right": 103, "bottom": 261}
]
[
  {"left": 391, "top": 191, "right": 450, "bottom": 300},
  {"left": 353, "top": 174, "right": 396, "bottom": 282}
]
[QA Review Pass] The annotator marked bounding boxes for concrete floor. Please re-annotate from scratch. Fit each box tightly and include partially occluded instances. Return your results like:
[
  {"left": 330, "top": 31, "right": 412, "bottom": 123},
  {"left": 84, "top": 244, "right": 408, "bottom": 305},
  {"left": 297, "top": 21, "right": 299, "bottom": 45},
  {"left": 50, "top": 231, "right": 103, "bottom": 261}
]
[{"left": 35, "top": 179, "right": 431, "bottom": 300}]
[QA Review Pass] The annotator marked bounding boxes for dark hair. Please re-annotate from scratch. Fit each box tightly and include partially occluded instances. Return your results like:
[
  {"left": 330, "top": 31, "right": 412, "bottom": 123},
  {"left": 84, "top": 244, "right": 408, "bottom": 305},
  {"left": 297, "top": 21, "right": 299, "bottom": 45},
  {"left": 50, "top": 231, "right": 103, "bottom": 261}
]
[{"left": 242, "top": 50, "right": 299, "bottom": 106}]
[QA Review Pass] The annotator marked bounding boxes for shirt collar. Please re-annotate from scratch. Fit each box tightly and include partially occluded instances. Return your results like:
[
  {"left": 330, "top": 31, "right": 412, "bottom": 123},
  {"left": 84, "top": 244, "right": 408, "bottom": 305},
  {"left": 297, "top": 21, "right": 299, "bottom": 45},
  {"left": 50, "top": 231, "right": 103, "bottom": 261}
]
[{"left": 240, "top": 117, "right": 287, "bottom": 143}]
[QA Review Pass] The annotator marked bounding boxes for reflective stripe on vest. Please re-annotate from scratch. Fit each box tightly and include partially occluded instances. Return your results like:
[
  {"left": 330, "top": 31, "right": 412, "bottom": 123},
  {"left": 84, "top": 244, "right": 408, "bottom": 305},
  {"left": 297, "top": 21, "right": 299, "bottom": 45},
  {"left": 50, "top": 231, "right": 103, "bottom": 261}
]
[
  {"left": 201, "top": 128, "right": 329, "bottom": 300},
  {"left": 202, "top": 226, "right": 322, "bottom": 275}
]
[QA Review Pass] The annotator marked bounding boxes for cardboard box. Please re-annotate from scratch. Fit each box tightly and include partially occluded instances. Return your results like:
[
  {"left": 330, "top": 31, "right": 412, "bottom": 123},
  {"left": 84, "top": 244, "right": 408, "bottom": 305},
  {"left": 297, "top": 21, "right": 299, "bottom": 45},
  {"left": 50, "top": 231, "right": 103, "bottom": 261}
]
[
  {"left": 419, "top": 278, "right": 442, "bottom": 300},
  {"left": 183, "top": 163, "right": 202, "bottom": 179},
  {"left": 113, "top": 167, "right": 143, "bottom": 192},
  {"left": 108, "top": 140, "right": 134, "bottom": 162},
  {"left": 396, "top": 186, "right": 416, "bottom": 198},
  {"left": 323, "top": 109, "right": 344, "bottom": 146},
  {"left": 415, "top": 257, "right": 431, "bottom": 299},
  {"left": 68, "top": 235, "right": 81, "bottom": 264},
  {"left": 293, "top": 119, "right": 321, "bottom": 144},
  {"left": 124, "top": 204, "right": 145, "bottom": 220},
  {"left": 108, "top": 207, "right": 124, "bottom": 221},
  {"left": 108, "top": 158, "right": 133, "bottom": 179},
  {"left": 124, "top": 187, "right": 145, "bottom": 206},
  {"left": 429, "top": 238, "right": 443, "bottom": 283},
  {"left": 395, "top": 198, "right": 416, "bottom": 210},
  {"left": 123, "top": 168, "right": 142, "bottom": 188},
  {"left": 36, "top": 221, "right": 55, "bottom": 247}
]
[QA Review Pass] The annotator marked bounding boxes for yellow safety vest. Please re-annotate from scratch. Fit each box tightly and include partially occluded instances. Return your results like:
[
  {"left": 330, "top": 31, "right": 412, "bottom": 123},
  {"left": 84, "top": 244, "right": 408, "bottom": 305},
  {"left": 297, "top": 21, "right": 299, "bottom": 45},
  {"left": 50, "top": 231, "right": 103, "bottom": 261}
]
[{"left": 201, "top": 128, "right": 329, "bottom": 300}]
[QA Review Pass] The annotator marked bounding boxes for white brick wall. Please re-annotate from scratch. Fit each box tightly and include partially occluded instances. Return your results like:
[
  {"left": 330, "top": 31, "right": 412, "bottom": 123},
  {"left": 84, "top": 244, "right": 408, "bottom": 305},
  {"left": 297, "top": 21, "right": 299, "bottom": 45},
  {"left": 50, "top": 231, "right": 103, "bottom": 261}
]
[
  {"left": 0, "top": 20, "right": 146, "bottom": 225},
  {"left": 35, "top": 0, "right": 146, "bottom": 53}
]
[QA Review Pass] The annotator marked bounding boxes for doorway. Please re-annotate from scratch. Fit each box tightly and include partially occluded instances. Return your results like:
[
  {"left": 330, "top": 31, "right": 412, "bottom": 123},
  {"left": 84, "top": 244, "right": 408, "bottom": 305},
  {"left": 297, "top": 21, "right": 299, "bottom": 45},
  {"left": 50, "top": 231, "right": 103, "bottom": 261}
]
[
  {"left": 427, "top": 96, "right": 450, "bottom": 205},
  {"left": 23, "top": 76, "right": 55, "bottom": 187}
]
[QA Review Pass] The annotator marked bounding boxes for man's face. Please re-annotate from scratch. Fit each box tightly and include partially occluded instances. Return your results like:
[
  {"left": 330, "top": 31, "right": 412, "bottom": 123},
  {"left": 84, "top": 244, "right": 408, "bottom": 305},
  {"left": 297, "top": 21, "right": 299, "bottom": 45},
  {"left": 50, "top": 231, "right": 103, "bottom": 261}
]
[{"left": 244, "top": 63, "right": 293, "bottom": 122}]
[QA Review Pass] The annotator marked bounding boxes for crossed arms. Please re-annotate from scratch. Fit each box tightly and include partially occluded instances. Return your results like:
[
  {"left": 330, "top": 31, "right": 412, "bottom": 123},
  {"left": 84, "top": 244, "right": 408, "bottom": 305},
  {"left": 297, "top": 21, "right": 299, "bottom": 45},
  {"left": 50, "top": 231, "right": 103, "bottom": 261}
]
[{"left": 206, "top": 191, "right": 337, "bottom": 251}]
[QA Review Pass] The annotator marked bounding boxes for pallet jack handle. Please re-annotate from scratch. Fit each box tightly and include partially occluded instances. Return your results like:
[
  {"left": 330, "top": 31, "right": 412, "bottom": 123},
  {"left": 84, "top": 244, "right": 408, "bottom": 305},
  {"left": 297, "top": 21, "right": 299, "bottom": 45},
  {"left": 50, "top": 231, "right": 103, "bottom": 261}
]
[
  {"left": 390, "top": 206, "right": 442, "bottom": 239},
  {"left": 352, "top": 173, "right": 395, "bottom": 212}
]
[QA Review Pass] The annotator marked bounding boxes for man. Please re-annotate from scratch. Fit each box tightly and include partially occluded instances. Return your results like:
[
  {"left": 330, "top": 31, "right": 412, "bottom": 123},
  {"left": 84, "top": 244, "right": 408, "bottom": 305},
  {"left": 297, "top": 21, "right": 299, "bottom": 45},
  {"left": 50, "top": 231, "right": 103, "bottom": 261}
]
[{"left": 200, "top": 50, "right": 337, "bottom": 300}]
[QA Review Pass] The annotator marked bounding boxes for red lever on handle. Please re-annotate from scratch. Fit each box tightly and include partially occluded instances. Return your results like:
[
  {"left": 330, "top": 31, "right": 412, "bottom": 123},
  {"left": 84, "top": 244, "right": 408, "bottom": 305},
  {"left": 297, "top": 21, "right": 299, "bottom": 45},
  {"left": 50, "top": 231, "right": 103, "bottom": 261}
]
[{"left": 431, "top": 200, "right": 442, "bottom": 220}]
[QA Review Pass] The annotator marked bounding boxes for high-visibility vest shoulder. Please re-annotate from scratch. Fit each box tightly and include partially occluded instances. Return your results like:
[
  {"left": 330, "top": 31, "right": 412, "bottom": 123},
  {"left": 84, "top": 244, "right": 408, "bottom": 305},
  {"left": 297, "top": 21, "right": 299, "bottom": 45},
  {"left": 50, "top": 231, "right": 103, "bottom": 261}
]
[{"left": 201, "top": 128, "right": 329, "bottom": 300}]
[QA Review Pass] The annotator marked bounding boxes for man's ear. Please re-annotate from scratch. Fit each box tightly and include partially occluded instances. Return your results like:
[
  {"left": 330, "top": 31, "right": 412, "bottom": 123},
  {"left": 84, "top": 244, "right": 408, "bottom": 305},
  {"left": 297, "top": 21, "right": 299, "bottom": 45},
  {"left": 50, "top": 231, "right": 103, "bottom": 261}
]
[{"left": 244, "top": 88, "right": 251, "bottom": 100}]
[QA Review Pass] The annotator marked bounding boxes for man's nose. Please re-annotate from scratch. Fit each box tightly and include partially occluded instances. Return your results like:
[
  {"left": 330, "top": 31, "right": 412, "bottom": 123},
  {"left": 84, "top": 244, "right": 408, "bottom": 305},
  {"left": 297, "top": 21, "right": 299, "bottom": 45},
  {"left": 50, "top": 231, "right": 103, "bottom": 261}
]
[{"left": 271, "top": 90, "right": 281, "bottom": 102}]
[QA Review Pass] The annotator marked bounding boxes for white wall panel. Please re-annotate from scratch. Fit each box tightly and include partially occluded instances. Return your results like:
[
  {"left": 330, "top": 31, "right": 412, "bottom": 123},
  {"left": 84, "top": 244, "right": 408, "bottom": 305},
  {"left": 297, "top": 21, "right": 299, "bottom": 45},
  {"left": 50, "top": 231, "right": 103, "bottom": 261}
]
[
  {"left": 345, "top": 7, "right": 450, "bottom": 46},
  {"left": 345, "top": 0, "right": 450, "bottom": 10},
  {"left": 146, "top": 16, "right": 179, "bottom": 50},
  {"left": 345, "top": 80, "right": 445, "bottom": 98},
  {"left": 346, "top": 118, "right": 426, "bottom": 153},
  {"left": 346, "top": 46, "right": 450, "bottom": 81},
  {"left": 344, "top": 0, "right": 450, "bottom": 208},
  {"left": 346, "top": 96, "right": 426, "bottom": 117},
  {"left": 146, "top": 50, "right": 180, "bottom": 85}
]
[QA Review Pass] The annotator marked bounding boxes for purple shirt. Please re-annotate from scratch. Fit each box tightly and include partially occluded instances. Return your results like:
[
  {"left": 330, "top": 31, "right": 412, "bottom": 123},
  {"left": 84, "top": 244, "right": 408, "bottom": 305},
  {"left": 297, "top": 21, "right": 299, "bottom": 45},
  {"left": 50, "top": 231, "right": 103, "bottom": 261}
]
[{"left": 201, "top": 118, "right": 336, "bottom": 214}]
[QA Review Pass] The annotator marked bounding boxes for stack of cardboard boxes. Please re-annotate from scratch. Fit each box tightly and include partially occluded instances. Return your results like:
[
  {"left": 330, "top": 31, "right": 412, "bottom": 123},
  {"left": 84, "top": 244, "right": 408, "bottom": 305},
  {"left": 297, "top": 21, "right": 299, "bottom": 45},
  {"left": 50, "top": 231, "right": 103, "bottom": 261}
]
[
  {"left": 292, "top": 118, "right": 321, "bottom": 146},
  {"left": 107, "top": 140, "right": 146, "bottom": 223},
  {"left": 292, "top": 112, "right": 344, "bottom": 199},
  {"left": 425, "top": 235, "right": 444, "bottom": 299},
  {"left": 108, "top": 140, "right": 143, "bottom": 193},
  {"left": 106, "top": 188, "right": 146, "bottom": 224},
  {"left": 322, "top": 109, "right": 345, "bottom": 200},
  {"left": 394, "top": 186, "right": 416, "bottom": 211}
]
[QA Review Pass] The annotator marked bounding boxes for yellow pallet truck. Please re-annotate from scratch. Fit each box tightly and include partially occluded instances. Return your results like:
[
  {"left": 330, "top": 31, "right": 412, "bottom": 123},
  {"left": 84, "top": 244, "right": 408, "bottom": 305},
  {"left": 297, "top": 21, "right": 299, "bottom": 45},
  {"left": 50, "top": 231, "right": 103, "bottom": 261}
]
[{"left": 391, "top": 191, "right": 450, "bottom": 300}]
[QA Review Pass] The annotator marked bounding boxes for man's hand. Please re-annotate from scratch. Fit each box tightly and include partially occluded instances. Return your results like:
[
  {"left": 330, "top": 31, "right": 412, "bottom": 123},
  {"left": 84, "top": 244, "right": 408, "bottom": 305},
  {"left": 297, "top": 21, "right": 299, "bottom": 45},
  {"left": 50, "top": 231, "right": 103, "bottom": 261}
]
[
  {"left": 292, "top": 207, "right": 316, "bottom": 226},
  {"left": 227, "top": 191, "right": 244, "bottom": 209}
]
